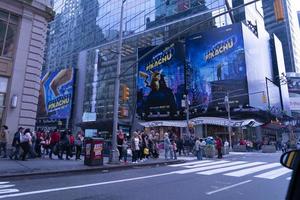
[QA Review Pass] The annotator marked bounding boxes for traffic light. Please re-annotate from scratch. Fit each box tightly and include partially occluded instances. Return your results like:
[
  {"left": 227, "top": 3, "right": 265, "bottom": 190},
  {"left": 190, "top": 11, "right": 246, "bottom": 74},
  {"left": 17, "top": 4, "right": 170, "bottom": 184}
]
[
  {"left": 122, "top": 84, "right": 130, "bottom": 101},
  {"left": 119, "top": 106, "right": 128, "bottom": 117},
  {"left": 274, "top": 0, "right": 284, "bottom": 22}
]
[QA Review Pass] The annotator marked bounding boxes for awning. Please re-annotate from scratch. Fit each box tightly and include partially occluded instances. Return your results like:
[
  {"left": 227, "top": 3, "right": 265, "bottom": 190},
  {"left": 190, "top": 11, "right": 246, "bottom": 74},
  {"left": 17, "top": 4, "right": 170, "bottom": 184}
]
[
  {"left": 139, "top": 117, "right": 263, "bottom": 128},
  {"left": 139, "top": 120, "right": 187, "bottom": 128},
  {"left": 191, "top": 117, "right": 263, "bottom": 127}
]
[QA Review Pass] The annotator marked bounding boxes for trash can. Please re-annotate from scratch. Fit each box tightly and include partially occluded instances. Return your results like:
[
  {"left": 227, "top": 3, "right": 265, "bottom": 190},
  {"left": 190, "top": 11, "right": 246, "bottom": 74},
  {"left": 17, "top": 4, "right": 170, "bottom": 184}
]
[{"left": 84, "top": 137, "right": 104, "bottom": 166}]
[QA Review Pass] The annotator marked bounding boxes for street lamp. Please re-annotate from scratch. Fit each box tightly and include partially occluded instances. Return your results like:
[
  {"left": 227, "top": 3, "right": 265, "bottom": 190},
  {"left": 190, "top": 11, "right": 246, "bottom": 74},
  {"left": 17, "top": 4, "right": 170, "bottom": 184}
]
[
  {"left": 110, "top": 0, "right": 126, "bottom": 164},
  {"left": 215, "top": 88, "right": 245, "bottom": 151},
  {"left": 224, "top": 93, "right": 232, "bottom": 151},
  {"left": 183, "top": 94, "right": 190, "bottom": 138}
]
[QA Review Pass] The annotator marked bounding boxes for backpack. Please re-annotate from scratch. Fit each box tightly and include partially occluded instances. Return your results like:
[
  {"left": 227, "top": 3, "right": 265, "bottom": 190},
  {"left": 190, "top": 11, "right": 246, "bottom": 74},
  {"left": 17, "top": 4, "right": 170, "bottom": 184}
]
[{"left": 20, "top": 133, "right": 29, "bottom": 143}]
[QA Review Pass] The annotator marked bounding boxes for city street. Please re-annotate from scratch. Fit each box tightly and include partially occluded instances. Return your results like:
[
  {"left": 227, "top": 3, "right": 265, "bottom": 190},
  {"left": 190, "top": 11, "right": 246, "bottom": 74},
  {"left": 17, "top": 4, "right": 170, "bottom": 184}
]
[{"left": 0, "top": 152, "right": 291, "bottom": 200}]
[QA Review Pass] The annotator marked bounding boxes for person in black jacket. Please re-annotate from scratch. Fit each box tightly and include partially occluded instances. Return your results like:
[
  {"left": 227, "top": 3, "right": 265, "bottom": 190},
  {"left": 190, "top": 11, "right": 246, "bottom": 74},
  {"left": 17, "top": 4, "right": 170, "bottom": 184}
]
[
  {"left": 9, "top": 127, "right": 23, "bottom": 160},
  {"left": 59, "top": 131, "right": 70, "bottom": 160}
]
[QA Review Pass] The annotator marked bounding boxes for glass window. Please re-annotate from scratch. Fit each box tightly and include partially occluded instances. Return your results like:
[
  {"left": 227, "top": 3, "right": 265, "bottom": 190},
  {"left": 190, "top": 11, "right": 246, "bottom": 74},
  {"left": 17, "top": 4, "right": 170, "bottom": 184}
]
[
  {"left": 3, "top": 23, "right": 18, "bottom": 58},
  {"left": 0, "top": 77, "right": 8, "bottom": 93},
  {"left": 9, "top": 14, "right": 19, "bottom": 25},
  {"left": 0, "top": 94, "right": 5, "bottom": 106},
  {"left": 0, "top": 20, "right": 6, "bottom": 55},
  {"left": 0, "top": 10, "right": 8, "bottom": 21}
]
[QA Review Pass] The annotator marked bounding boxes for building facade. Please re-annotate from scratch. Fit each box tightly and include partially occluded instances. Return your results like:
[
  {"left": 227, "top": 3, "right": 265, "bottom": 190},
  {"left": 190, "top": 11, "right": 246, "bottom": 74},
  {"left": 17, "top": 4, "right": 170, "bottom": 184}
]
[
  {"left": 262, "top": 0, "right": 300, "bottom": 72},
  {"left": 44, "top": 0, "right": 232, "bottom": 133},
  {"left": 0, "top": 0, "right": 53, "bottom": 145}
]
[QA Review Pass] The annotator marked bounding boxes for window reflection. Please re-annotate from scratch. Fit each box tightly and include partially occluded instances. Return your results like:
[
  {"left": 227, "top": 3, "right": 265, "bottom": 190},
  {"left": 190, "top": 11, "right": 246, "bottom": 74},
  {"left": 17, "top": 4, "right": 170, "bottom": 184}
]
[{"left": 0, "top": 9, "right": 19, "bottom": 58}]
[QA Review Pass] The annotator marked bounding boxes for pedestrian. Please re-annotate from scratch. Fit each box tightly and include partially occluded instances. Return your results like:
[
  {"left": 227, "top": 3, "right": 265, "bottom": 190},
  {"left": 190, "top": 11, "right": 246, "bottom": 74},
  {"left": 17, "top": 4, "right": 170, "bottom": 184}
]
[
  {"left": 0, "top": 125, "right": 8, "bottom": 158},
  {"left": 141, "top": 132, "right": 149, "bottom": 161},
  {"left": 122, "top": 138, "right": 128, "bottom": 164},
  {"left": 176, "top": 137, "right": 184, "bottom": 156},
  {"left": 20, "top": 128, "right": 32, "bottom": 161},
  {"left": 216, "top": 136, "right": 223, "bottom": 159},
  {"left": 164, "top": 132, "right": 171, "bottom": 160},
  {"left": 59, "top": 131, "right": 70, "bottom": 160},
  {"left": 49, "top": 129, "right": 60, "bottom": 159},
  {"left": 199, "top": 138, "right": 206, "bottom": 159},
  {"left": 75, "top": 131, "right": 84, "bottom": 160},
  {"left": 35, "top": 130, "right": 42, "bottom": 157},
  {"left": 117, "top": 130, "right": 124, "bottom": 161},
  {"left": 68, "top": 130, "right": 75, "bottom": 158},
  {"left": 172, "top": 140, "right": 177, "bottom": 160},
  {"left": 195, "top": 138, "right": 202, "bottom": 160},
  {"left": 29, "top": 131, "right": 37, "bottom": 158},
  {"left": 9, "top": 127, "right": 23, "bottom": 160},
  {"left": 152, "top": 132, "right": 160, "bottom": 159},
  {"left": 131, "top": 132, "right": 140, "bottom": 163}
]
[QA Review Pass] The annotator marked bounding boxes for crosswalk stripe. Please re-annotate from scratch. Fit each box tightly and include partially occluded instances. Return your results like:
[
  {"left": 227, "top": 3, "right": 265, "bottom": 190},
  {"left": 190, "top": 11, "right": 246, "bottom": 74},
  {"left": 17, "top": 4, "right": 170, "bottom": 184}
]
[
  {"left": 0, "top": 189, "right": 19, "bottom": 195},
  {"left": 0, "top": 183, "right": 9, "bottom": 185},
  {"left": 0, "top": 185, "right": 15, "bottom": 189},
  {"left": 197, "top": 162, "right": 266, "bottom": 175},
  {"left": 169, "top": 160, "right": 212, "bottom": 167},
  {"left": 224, "top": 163, "right": 281, "bottom": 177},
  {"left": 174, "top": 161, "right": 246, "bottom": 174},
  {"left": 254, "top": 168, "right": 291, "bottom": 179},
  {"left": 184, "top": 161, "right": 229, "bottom": 168}
]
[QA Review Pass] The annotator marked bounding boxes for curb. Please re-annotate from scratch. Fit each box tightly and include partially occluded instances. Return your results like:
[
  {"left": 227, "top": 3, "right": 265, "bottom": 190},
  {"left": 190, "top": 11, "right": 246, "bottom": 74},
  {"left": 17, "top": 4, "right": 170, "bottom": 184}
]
[{"left": 0, "top": 159, "right": 185, "bottom": 179}]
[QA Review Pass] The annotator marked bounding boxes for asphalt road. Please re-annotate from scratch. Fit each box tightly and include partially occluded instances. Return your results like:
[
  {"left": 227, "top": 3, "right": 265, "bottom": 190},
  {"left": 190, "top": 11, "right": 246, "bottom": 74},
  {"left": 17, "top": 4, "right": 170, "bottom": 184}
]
[{"left": 0, "top": 152, "right": 291, "bottom": 200}]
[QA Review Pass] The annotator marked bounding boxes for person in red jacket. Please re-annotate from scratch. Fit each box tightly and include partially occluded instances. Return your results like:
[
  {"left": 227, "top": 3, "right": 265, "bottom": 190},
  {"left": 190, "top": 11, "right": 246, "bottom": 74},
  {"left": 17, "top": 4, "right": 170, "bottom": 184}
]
[
  {"left": 68, "top": 130, "right": 75, "bottom": 158},
  {"left": 49, "top": 129, "right": 60, "bottom": 159},
  {"left": 216, "top": 136, "right": 223, "bottom": 159}
]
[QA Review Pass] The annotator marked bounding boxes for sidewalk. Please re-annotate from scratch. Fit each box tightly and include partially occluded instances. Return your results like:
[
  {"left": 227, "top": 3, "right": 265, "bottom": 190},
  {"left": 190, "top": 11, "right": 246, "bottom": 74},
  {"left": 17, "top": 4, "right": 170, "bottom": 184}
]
[{"left": 0, "top": 156, "right": 184, "bottom": 179}]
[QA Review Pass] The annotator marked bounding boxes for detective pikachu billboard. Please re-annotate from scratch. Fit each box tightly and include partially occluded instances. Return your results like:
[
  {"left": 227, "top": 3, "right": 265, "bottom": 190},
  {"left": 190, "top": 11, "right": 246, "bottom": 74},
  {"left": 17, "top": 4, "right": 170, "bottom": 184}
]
[
  {"left": 186, "top": 23, "right": 249, "bottom": 114},
  {"left": 137, "top": 42, "right": 186, "bottom": 120},
  {"left": 37, "top": 68, "right": 75, "bottom": 119}
]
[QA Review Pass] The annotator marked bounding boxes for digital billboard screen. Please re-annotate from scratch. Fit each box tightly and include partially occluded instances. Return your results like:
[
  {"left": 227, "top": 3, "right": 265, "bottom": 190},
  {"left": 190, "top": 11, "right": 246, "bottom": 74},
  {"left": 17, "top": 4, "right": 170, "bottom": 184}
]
[
  {"left": 287, "top": 76, "right": 300, "bottom": 111},
  {"left": 37, "top": 68, "right": 75, "bottom": 119},
  {"left": 186, "top": 23, "right": 249, "bottom": 115},
  {"left": 137, "top": 42, "right": 186, "bottom": 120}
]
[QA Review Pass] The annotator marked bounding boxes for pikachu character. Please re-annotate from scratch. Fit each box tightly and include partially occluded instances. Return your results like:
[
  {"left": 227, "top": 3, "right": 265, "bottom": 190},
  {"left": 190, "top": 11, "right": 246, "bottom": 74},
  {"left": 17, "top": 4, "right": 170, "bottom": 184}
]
[{"left": 139, "top": 70, "right": 163, "bottom": 92}]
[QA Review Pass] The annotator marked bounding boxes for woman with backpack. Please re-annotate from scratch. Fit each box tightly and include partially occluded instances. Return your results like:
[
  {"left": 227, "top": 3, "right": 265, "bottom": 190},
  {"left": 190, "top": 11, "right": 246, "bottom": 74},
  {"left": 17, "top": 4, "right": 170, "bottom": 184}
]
[
  {"left": 75, "top": 131, "right": 84, "bottom": 160},
  {"left": 20, "top": 128, "right": 32, "bottom": 161}
]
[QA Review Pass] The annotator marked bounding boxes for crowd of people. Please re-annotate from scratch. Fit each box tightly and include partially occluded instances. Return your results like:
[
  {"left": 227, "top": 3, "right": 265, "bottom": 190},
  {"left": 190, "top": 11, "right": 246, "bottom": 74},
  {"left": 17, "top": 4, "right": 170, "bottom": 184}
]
[
  {"left": 117, "top": 130, "right": 160, "bottom": 164},
  {"left": 3, "top": 124, "right": 288, "bottom": 163},
  {"left": 0, "top": 125, "right": 84, "bottom": 161}
]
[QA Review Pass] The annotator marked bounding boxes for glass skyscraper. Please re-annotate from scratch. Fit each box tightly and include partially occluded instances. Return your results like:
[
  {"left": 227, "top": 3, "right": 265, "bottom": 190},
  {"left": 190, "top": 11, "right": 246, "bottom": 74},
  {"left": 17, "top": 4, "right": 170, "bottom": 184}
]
[
  {"left": 45, "top": 0, "right": 237, "bottom": 135},
  {"left": 262, "top": 0, "right": 300, "bottom": 72}
]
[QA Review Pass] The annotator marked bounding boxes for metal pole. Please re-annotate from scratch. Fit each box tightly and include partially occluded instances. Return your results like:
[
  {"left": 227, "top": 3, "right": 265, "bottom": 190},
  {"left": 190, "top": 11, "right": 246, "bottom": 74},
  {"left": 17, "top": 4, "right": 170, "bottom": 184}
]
[
  {"left": 186, "top": 94, "right": 190, "bottom": 138},
  {"left": 110, "top": 0, "right": 125, "bottom": 164},
  {"left": 226, "top": 92, "right": 233, "bottom": 151},
  {"left": 265, "top": 77, "right": 270, "bottom": 110}
]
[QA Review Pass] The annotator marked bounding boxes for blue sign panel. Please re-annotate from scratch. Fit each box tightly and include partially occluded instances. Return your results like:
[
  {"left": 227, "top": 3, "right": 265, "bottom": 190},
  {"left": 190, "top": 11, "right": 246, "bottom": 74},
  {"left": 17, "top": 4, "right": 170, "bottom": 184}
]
[
  {"left": 186, "top": 23, "right": 249, "bottom": 114},
  {"left": 137, "top": 42, "right": 186, "bottom": 120},
  {"left": 37, "top": 68, "right": 75, "bottom": 119}
]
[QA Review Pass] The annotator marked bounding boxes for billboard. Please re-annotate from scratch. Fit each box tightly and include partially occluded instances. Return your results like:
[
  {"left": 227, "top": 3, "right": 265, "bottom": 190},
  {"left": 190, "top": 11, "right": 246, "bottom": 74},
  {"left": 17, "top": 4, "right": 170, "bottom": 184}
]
[
  {"left": 137, "top": 42, "right": 186, "bottom": 120},
  {"left": 287, "top": 76, "right": 300, "bottom": 111},
  {"left": 37, "top": 68, "right": 75, "bottom": 119},
  {"left": 186, "top": 23, "right": 249, "bottom": 115}
]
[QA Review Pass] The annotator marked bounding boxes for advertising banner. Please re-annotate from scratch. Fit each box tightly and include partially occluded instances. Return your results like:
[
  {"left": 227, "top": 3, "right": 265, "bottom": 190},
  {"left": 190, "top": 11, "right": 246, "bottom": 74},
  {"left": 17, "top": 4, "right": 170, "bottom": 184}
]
[
  {"left": 186, "top": 23, "right": 249, "bottom": 115},
  {"left": 288, "top": 76, "right": 300, "bottom": 111},
  {"left": 137, "top": 42, "right": 186, "bottom": 120},
  {"left": 37, "top": 68, "right": 75, "bottom": 119}
]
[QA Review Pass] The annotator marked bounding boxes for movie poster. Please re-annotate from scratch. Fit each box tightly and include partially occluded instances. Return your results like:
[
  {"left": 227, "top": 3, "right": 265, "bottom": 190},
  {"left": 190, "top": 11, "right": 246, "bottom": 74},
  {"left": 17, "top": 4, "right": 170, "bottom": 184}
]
[
  {"left": 137, "top": 42, "right": 185, "bottom": 120},
  {"left": 37, "top": 68, "right": 75, "bottom": 119},
  {"left": 186, "top": 23, "right": 249, "bottom": 115},
  {"left": 287, "top": 76, "right": 300, "bottom": 110}
]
